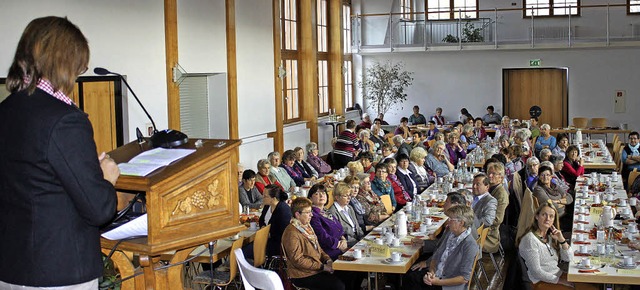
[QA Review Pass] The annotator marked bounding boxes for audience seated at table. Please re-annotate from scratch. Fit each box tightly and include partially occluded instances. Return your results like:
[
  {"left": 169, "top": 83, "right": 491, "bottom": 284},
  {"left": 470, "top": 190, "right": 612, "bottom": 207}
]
[
  {"left": 471, "top": 173, "right": 498, "bottom": 232},
  {"left": 396, "top": 153, "right": 419, "bottom": 198},
  {"left": 305, "top": 142, "right": 332, "bottom": 178},
  {"left": 518, "top": 203, "right": 573, "bottom": 289},
  {"left": 392, "top": 135, "right": 412, "bottom": 158},
  {"left": 473, "top": 118, "right": 487, "bottom": 141},
  {"left": 333, "top": 120, "right": 361, "bottom": 169},
  {"left": 459, "top": 108, "right": 473, "bottom": 124},
  {"left": 552, "top": 133, "right": 570, "bottom": 160},
  {"left": 294, "top": 146, "right": 319, "bottom": 179},
  {"left": 431, "top": 107, "right": 445, "bottom": 126},
  {"left": 548, "top": 155, "right": 572, "bottom": 193},
  {"left": 405, "top": 205, "right": 479, "bottom": 290},
  {"left": 370, "top": 162, "right": 396, "bottom": 209},
  {"left": 268, "top": 151, "right": 296, "bottom": 192},
  {"left": 377, "top": 113, "right": 390, "bottom": 125},
  {"left": 281, "top": 150, "right": 315, "bottom": 187},
  {"left": 485, "top": 162, "right": 509, "bottom": 254},
  {"left": 408, "top": 147, "right": 435, "bottom": 192},
  {"left": 509, "top": 157, "right": 540, "bottom": 229},
  {"left": 346, "top": 160, "right": 364, "bottom": 177},
  {"left": 370, "top": 125, "right": 386, "bottom": 146},
  {"left": 445, "top": 132, "right": 467, "bottom": 167},
  {"left": 359, "top": 113, "right": 372, "bottom": 129},
  {"left": 497, "top": 116, "right": 512, "bottom": 139},
  {"left": 513, "top": 128, "right": 532, "bottom": 158},
  {"left": 411, "top": 130, "right": 428, "bottom": 150},
  {"left": 425, "top": 121, "right": 440, "bottom": 141},
  {"left": 380, "top": 143, "right": 395, "bottom": 162},
  {"left": 384, "top": 158, "right": 412, "bottom": 208},
  {"left": 328, "top": 182, "right": 364, "bottom": 247},
  {"left": 257, "top": 184, "right": 292, "bottom": 257},
  {"left": 354, "top": 173, "right": 389, "bottom": 229},
  {"left": 534, "top": 124, "right": 556, "bottom": 156},
  {"left": 533, "top": 166, "right": 574, "bottom": 224},
  {"left": 426, "top": 141, "right": 455, "bottom": 177},
  {"left": 358, "top": 152, "right": 375, "bottom": 174},
  {"left": 560, "top": 145, "right": 584, "bottom": 188},
  {"left": 509, "top": 145, "right": 525, "bottom": 173},
  {"left": 461, "top": 124, "right": 478, "bottom": 152},
  {"left": 482, "top": 105, "right": 501, "bottom": 125},
  {"left": 239, "top": 169, "right": 264, "bottom": 209},
  {"left": 255, "top": 159, "right": 282, "bottom": 193},
  {"left": 358, "top": 129, "right": 375, "bottom": 155},
  {"left": 395, "top": 117, "right": 411, "bottom": 139},
  {"left": 307, "top": 184, "right": 348, "bottom": 260},
  {"left": 622, "top": 131, "right": 640, "bottom": 186},
  {"left": 281, "top": 197, "right": 345, "bottom": 290},
  {"left": 410, "top": 105, "right": 428, "bottom": 125},
  {"left": 343, "top": 175, "right": 367, "bottom": 232}
]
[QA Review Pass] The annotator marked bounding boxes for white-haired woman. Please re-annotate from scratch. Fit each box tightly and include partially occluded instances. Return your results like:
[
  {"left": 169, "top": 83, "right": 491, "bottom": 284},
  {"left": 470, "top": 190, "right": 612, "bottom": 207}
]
[
  {"left": 513, "top": 128, "right": 532, "bottom": 158},
  {"left": 498, "top": 116, "right": 512, "bottom": 138},
  {"left": 426, "top": 141, "right": 455, "bottom": 177},
  {"left": 409, "top": 147, "right": 434, "bottom": 192},
  {"left": 534, "top": 124, "right": 557, "bottom": 155},
  {"left": 306, "top": 142, "right": 332, "bottom": 177},
  {"left": 359, "top": 129, "right": 376, "bottom": 154}
]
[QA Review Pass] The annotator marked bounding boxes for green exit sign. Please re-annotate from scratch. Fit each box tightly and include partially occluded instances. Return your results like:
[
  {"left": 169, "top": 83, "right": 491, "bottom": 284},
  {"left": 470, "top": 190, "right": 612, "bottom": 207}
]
[{"left": 530, "top": 59, "right": 542, "bottom": 67}]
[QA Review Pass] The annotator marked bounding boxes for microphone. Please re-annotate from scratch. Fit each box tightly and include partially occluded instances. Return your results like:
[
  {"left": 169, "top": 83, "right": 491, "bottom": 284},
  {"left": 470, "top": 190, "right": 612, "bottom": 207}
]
[{"left": 94, "top": 67, "right": 188, "bottom": 148}]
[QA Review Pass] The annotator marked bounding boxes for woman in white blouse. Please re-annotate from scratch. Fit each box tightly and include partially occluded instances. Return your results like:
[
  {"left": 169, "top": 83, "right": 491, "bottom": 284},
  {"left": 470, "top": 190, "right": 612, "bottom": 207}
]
[
  {"left": 518, "top": 203, "right": 573, "bottom": 289},
  {"left": 408, "top": 147, "right": 433, "bottom": 192}
]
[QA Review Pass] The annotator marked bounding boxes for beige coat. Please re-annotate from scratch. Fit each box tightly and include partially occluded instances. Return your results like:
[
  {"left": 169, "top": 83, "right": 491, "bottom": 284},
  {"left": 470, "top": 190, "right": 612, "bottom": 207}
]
[
  {"left": 485, "top": 184, "right": 509, "bottom": 253},
  {"left": 282, "top": 224, "right": 332, "bottom": 279}
]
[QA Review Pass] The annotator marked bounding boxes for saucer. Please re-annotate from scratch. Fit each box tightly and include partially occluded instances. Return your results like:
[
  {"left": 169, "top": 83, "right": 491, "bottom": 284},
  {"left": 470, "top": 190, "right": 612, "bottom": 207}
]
[
  {"left": 615, "top": 250, "right": 639, "bottom": 258},
  {"left": 575, "top": 264, "right": 595, "bottom": 270},
  {"left": 227, "top": 236, "right": 241, "bottom": 241},
  {"left": 614, "top": 262, "right": 637, "bottom": 269},
  {"left": 410, "top": 231, "right": 427, "bottom": 236},
  {"left": 381, "top": 258, "right": 404, "bottom": 264}
]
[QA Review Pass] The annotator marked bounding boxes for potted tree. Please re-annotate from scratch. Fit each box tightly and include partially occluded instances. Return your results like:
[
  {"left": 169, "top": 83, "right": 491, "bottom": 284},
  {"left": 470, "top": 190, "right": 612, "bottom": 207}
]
[{"left": 360, "top": 61, "right": 414, "bottom": 116}]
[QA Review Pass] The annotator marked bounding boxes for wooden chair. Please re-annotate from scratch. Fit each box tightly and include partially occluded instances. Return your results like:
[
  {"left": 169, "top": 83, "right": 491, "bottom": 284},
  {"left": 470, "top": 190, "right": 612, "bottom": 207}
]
[
  {"left": 253, "top": 224, "right": 271, "bottom": 268},
  {"left": 234, "top": 248, "right": 284, "bottom": 290},
  {"left": 628, "top": 169, "right": 639, "bottom": 192},
  {"left": 572, "top": 117, "right": 589, "bottom": 128},
  {"left": 591, "top": 118, "right": 608, "bottom": 128},
  {"left": 325, "top": 188, "right": 334, "bottom": 209},
  {"left": 195, "top": 237, "right": 244, "bottom": 290},
  {"left": 380, "top": 194, "right": 393, "bottom": 214},
  {"left": 470, "top": 226, "right": 491, "bottom": 290},
  {"left": 617, "top": 146, "right": 625, "bottom": 173}
]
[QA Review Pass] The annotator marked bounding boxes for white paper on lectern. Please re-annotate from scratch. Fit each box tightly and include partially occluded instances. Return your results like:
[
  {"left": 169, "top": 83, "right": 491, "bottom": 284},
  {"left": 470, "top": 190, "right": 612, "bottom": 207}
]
[
  {"left": 117, "top": 147, "right": 196, "bottom": 176},
  {"left": 101, "top": 214, "right": 148, "bottom": 240}
]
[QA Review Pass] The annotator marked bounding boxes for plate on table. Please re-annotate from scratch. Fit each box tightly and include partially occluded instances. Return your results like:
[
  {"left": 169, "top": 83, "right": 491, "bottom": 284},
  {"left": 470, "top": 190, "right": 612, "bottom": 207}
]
[
  {"left": 381, "top": 258, "right": 404, "bottom": 264},
  {"left": 614, "top": 262, "right": 638, "bottom": 269},
  {"left": 575, "top": 264, "right": 596, "bottom": 270},
  {"left": 615, "top": 250, "right": 639, "bottom": 258}
]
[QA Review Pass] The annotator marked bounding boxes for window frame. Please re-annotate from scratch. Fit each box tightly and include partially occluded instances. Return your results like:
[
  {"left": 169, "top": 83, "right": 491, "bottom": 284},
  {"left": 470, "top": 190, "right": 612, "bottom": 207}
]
[
  {"left": 317, "top": 0, "right": 331, "bottom": 116},
  {"left": 281, "top": 0, "right": 301, "bottom": 123},
  {"left": 628, "top": 0, "right": 640, "bottom": 14},
  {"left": 522, "top": 0, "right": 581, "bottom": 18},
  {"left": 426, "top": 0, "right": 479, "bottom": 20},
  {"left": 400, "top": 0, "right": 415, "bottom": 21},
  {"left": 342, "top": 1, "right": 354, "bottom": 110}
]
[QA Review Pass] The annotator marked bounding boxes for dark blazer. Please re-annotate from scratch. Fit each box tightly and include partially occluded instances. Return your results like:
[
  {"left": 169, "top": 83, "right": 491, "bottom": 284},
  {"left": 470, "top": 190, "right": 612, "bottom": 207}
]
[
  {"left": 259, "top": 201, "right": 293, "bottom": 256},
  {"left": 395, "top": 169, "right": 416, "bottom": 199},
  {"left": 0, "top": 89, "right": 117, "bottom": 286}
]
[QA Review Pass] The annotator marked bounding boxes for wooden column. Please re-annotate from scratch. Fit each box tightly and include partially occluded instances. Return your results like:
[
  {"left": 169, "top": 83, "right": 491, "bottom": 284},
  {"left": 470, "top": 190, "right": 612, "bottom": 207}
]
[
  {"left": 226, "top": 0, "right": 239, "bottom": 139},
  {"left": 299, "top": 0, "right": 319, "bottom": 143},
  {"left": 329, "top": 0, "right": 344, "bottom": 115},
  {"left": 272, "top": 0, "right": 284, "bottom": 153},
  {"left": 164, "top": 0, "right": 180, "bottom": 131}
]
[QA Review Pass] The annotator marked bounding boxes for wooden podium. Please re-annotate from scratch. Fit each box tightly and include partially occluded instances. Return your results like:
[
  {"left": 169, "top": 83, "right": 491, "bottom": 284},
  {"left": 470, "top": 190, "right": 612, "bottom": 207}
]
[{"left": 101, "top": 139, "right": 245, "bottom": 290}]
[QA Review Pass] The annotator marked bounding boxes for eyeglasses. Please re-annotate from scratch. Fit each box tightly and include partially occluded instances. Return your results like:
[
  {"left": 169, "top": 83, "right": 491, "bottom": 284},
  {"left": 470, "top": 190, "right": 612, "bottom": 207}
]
[
  {"left": 299, "top": 211, "right": 313, "bottom": 215},
  {"left": 539, "top": 173, "right": 552, "bottom": 178}
]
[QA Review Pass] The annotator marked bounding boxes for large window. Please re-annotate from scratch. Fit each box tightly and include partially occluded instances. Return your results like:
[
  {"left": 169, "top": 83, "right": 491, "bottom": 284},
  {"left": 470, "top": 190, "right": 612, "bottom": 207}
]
[
  {"left": 427, "top": 0, "right": 478, "bottom": 20},
  {"left": 317, "top": 0, "right": 330, "bottom": 115},
  {"left": 524, "top": 0, "right": 580, "bottom": 17},
  {"left": 343, "top": 1, "right": 354, "bottom": 109},
  {"left": 400, "top": 0, "right": 414, "bottom": 20},
  {"left": 629, "top": 0, "right": 640, "bottom": 13},
  {"left": 281, "top": 0, "right": 300, "bottom": 122}
]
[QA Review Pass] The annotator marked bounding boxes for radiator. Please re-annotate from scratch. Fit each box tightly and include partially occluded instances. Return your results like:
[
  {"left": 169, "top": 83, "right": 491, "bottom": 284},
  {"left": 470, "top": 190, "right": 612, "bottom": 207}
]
[{"left": 529, "top": 26, "right": 575, "bottom": 40}]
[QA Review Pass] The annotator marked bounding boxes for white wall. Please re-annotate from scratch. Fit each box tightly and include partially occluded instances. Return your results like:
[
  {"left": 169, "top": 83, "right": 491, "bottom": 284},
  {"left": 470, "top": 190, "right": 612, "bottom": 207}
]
[{"left": 0, "top": 0, "right": 167, "bottom": 143}]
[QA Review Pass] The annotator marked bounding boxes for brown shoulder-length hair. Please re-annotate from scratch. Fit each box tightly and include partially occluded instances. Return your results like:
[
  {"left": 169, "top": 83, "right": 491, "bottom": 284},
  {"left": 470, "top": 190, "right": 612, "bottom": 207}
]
[{"left": 6, "top": 16, "right": 89, "bottom": 96}]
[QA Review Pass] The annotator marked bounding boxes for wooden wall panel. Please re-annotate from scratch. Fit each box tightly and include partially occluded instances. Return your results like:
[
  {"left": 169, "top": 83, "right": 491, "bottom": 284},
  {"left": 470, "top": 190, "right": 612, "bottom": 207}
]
[{"left": 83, "top": 81, "right": 117, "bottom": 153}]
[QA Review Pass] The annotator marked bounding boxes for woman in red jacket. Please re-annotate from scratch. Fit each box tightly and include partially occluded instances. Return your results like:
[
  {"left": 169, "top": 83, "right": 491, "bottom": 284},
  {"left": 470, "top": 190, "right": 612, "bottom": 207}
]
[{"left": 560, "top": 145, "right": 584, "bottom": 189}]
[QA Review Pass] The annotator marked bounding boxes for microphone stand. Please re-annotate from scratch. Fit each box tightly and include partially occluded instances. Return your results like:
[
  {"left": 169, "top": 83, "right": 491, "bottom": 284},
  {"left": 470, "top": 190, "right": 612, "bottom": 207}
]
[{"left": 93, "top": 67, "right": 188, "bottom": 148}]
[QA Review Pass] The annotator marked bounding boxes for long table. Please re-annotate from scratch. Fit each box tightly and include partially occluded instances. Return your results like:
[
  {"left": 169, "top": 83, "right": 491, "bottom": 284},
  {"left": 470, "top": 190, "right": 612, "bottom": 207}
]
[
  {"left": 333, "top": 188, "right": 449, "bottom": 289},
  {"left": 567, "top": 174, "right": 640, "bottom": 285},
  {"left": 580, "top": 140, "right": 616, "bottom": 170}
]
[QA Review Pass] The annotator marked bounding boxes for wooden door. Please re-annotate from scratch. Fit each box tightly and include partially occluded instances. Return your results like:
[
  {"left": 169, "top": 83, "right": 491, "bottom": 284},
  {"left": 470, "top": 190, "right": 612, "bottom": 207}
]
[{"left": 503, "top": 68, "right": 568, "bottom": 128}]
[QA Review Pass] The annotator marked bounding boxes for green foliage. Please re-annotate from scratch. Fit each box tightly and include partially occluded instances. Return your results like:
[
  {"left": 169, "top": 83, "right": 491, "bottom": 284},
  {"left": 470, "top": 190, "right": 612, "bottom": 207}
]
[
  {"left": 360, "top": 61, "right": 414, "bottom": 115},
  {"left": 442, "top": 21, "right": 484, "bottom": 43},
  {"left": 100, "top": 254, "right": 121, "bottom": 290}
]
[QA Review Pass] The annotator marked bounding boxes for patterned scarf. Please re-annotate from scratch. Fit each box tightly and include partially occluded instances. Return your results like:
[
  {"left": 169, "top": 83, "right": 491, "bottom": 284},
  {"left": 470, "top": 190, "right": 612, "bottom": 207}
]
[
  {"left": 349, "top": 197, "right": 365, "bottom": 215},
  {"left": 291, "top": 218, "right": 319, "bottom": 250},
  {"left": 371, "top": 177, "right": 392, "bottom": 194},
  {"left": 389, "top": 174, "right": 412, "bottom": 202}
]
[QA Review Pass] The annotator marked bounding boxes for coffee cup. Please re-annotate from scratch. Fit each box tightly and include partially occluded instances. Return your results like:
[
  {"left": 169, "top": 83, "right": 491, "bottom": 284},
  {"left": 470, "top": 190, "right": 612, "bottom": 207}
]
[
  {"left": 620, "top": 199, "right": 628, "bottom": 207},
  {"left": 582, "top": 185, "right": 589, "bottom": 193},
  {"left": 591, "top": 172, "right": 597, "bottom": 179},
  {"left": 250, "top": 222, "right": 258, "bottom": 230},
  {"left": 391, "top": 252, "right": 401, "bottom": 262},
  {"left": 458, "top": 183, "right": 464, "bottom": 190},
  {"left": 579, "top": 245, "right": 589, "bottom": 253},
  {"left": 576, "top": 233, "right": 585, "bottom": 242},
  {"left": 630, "top": 197, "right": 638, "bottom": 207},
  {"left": 294, "top": 186, "right": 300, "bottom": 193},
  {"left": 385, "top": 233, "right": 394, "bottom": 244},
  {"left": 577, "top": 223, "right": 585, "bottom": 231},
  {"left": 392, "top": 238, "right": 401, "bottom": 247},
  {"left": 375, "top": 238, "right": 384, "bottom": 245},
  {"left": 353, "top": 249, "right": 362, "bottom": 258},
  {"left": 621, "top": 207, "right": 631, "bottom": 215},
  {"left": 305, "top": 180, "right": 311, "bottom": 187},
  {"left": 419, "top": 224, "right": 428, "bottom": 233},
  {"left": 232, "top": 233, "right": 240, "bottom": 240},
  {"left": 624, "top": 256, "right": 634, "bottom": 266},
  {"left": 575, "top": 199, "right": 584, "bottom": 206},
  {"left": 578, "top": 215, "right": 586, "bottom": 222},
  {"left": 424, "top": 217, "right": 433, "bottom": 226},
  {"left": 381, "top": 227, "right": 388, "bottom": 235},
  {"left": 597, "top": 230, "right": 606, "bottom": 242},
  {"left": 597, "top": 244, "right": 606, "bottom": 255},
  {"left": 593, "top": 195, "right": 601, "bottom": 204},
  {"left": 422, "top": 207, "right": 429, "bottom": 215},
  {"left": 581, "top": 258, "right": 591, "bottom": 268},
  {"left": 300, "top": 188, "right": 308, "bottom": 197}
]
